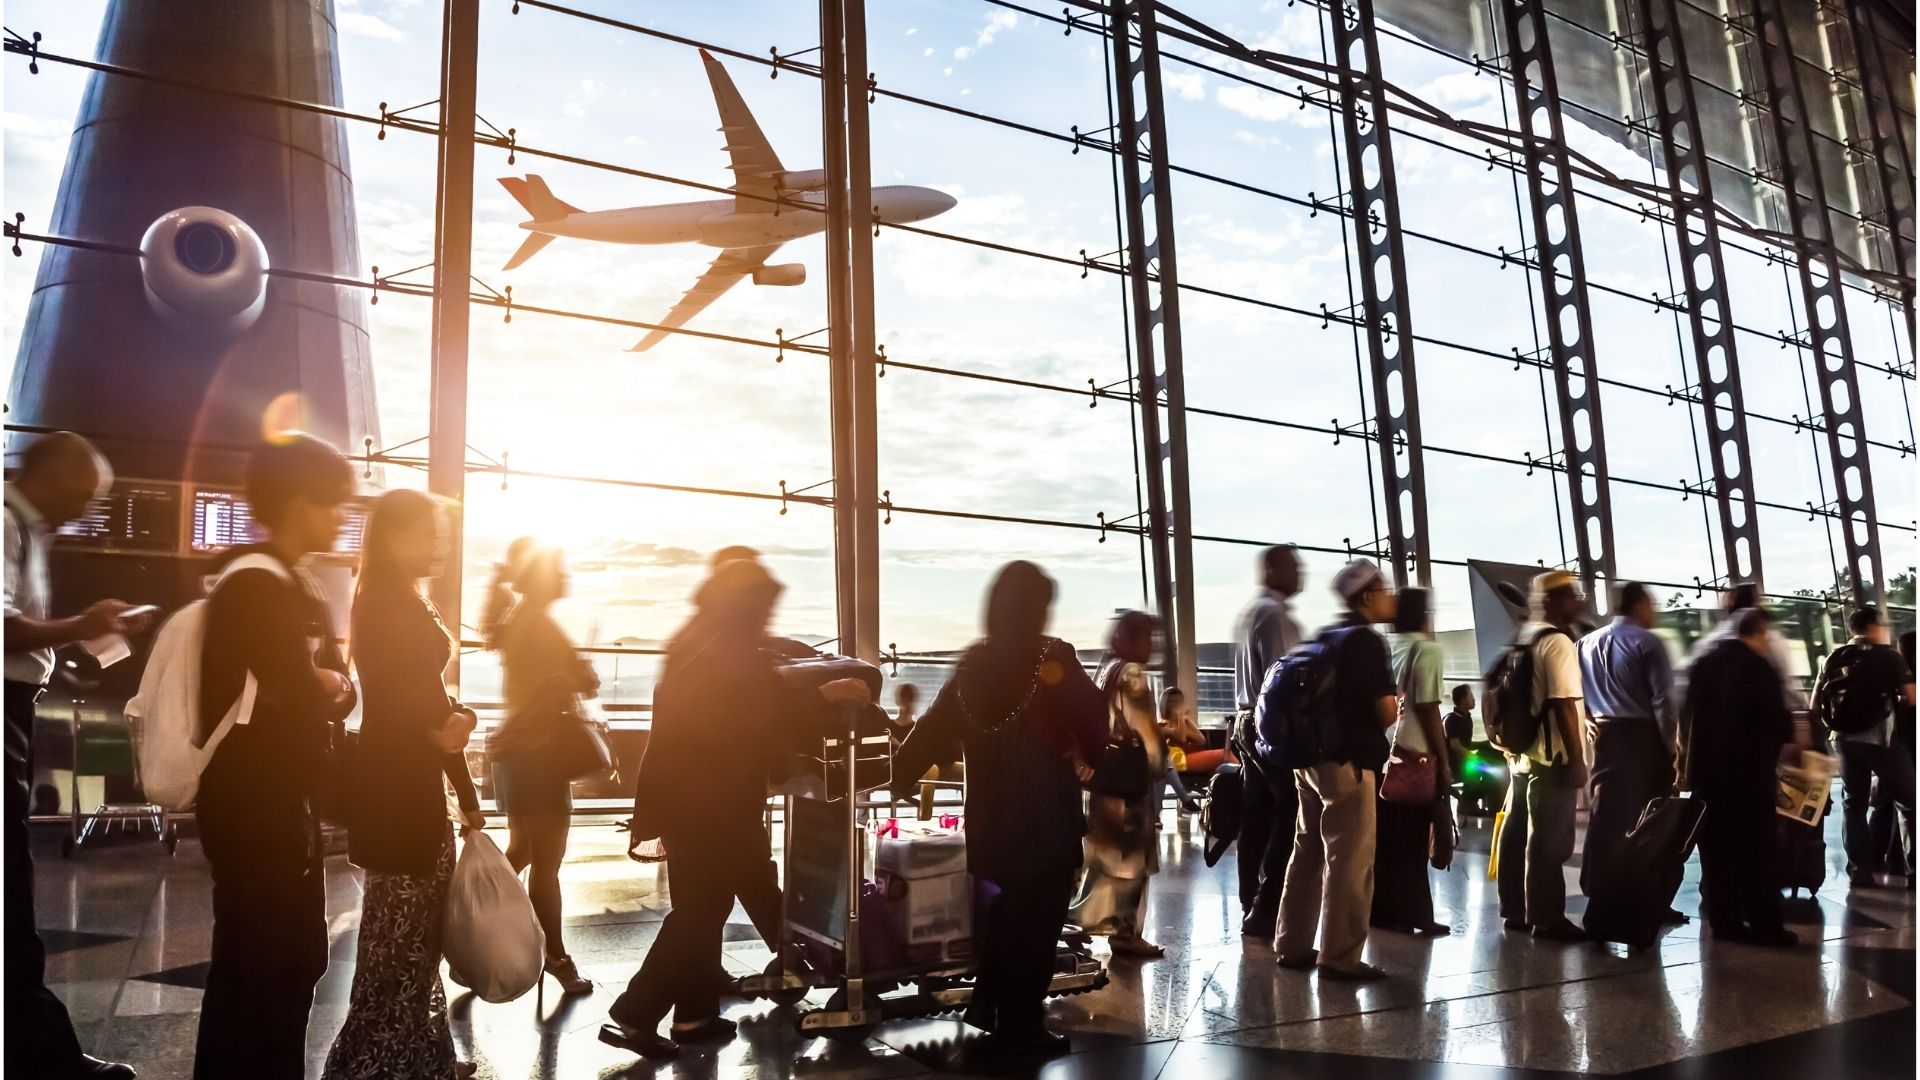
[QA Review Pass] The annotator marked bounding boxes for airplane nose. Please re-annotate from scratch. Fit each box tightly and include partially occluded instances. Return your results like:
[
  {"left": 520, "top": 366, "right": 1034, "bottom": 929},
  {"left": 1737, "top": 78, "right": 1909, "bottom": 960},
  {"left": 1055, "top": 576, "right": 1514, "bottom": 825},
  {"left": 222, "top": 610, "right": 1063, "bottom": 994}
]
[{"left": 929, "top": 189, "right": 957, "bottom": 214}]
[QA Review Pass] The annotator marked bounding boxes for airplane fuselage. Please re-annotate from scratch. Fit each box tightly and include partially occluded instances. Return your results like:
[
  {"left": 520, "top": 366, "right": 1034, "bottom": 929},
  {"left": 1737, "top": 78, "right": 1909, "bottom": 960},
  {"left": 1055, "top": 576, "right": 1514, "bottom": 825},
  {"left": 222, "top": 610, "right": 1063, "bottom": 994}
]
[{"left": 520, "top": 184, "right": 955, "bottom": 250}]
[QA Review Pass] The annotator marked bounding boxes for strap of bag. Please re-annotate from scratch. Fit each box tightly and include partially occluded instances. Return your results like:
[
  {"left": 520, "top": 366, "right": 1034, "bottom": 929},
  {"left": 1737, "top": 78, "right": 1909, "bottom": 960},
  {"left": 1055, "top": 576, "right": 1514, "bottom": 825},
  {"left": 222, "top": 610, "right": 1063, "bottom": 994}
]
[{"left": 209, "top": 554, "right": 294, "bottom": 730}]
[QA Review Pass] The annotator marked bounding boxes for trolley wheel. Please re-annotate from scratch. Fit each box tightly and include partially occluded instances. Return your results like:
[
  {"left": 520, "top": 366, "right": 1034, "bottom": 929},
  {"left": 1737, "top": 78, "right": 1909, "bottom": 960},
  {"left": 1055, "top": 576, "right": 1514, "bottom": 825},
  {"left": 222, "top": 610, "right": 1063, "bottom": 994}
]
[
  {"left": 765, "top": 957, "right": 808, "bottom": 1007},
  {"left": 164, "top": 823, "right": 180, "bottom": 856},
  {"left": 821, "top": 989, "right": 878, "bottom": 1044},
  {"left": 60, "top": 835, "right": 74, "bottom": 859}
]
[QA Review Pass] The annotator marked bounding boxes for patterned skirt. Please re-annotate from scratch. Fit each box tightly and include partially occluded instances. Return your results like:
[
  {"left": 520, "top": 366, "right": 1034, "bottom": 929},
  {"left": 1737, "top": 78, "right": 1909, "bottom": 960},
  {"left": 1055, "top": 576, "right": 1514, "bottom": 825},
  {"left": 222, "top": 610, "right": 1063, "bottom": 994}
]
[{"left": 323, "top": 830, "right": 458, "bottom": 1080}]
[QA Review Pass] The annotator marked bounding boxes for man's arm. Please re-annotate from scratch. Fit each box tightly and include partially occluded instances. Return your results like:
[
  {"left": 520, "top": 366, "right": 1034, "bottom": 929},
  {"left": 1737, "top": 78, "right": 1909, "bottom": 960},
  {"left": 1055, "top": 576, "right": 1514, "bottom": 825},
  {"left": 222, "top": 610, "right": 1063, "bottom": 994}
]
[
  {"left": 4, "top": 603, "right": 138, "bottom": 654},
  {"left": 1646, "top": 635, "right": 1677, "bottom": 744}
]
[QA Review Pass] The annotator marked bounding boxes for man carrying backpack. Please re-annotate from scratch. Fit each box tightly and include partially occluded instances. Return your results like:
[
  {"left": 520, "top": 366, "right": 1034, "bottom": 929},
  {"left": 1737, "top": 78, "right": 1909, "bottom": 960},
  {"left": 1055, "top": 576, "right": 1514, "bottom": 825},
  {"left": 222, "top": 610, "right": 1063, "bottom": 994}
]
[
  {"left": 4, "top": 432, "right": 147, "bottom": 1080},
  {"left": 1492, "top": 571, "right": 1588, "bottom": 942},
  {"left": 192, "top": 436, "right": 358, "bottom": 1080},
  {"left": 1813, "top": 606, "right": 1917, "bottom": 888},
  {"left": 1272, "top": 559, "right": 1397, "bottom": 979},
  {"left": 1231, "top": 545, "right": 1303, "bottom": 940}
]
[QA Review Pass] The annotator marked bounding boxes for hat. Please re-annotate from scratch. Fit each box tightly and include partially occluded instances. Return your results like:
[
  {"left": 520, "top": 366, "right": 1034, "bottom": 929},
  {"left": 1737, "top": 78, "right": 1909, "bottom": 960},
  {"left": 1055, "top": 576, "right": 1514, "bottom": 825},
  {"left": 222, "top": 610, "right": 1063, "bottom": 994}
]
[
  {"left": 1529, "top": 570, "right": 1580, "bottom": 602},
  {"left": 694, "top": 557, "right": 783, "bottom": 615},
  {"left": 1332, "top": 559, "right": 1385, "bottom": 604}
]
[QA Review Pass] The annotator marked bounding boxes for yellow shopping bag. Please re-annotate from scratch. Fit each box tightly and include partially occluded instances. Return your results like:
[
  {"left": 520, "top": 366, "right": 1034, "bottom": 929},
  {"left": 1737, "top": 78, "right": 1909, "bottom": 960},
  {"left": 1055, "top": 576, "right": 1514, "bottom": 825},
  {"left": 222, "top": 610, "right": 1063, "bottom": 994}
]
[{"left": 1487, "top": 809, "right": 1507, "bottom": 881}]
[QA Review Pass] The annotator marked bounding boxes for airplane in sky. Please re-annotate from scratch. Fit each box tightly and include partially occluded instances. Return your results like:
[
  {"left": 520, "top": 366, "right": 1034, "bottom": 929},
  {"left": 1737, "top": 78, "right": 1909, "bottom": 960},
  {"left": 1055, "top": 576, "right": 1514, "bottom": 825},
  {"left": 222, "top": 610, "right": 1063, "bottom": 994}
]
[{"left": 498, "top": 49, "right": 957, "bottom": 352}]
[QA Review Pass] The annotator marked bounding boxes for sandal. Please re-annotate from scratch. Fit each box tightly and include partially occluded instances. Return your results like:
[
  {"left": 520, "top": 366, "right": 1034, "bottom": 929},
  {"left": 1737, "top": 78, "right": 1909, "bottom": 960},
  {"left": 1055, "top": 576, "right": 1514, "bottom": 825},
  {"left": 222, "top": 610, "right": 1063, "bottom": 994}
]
[
  {"left": 598, "top": 1021, "right": 680, "bottom": 1060},
  {"left": 544, "top": 954, "right": 594, "bottom": 995}
]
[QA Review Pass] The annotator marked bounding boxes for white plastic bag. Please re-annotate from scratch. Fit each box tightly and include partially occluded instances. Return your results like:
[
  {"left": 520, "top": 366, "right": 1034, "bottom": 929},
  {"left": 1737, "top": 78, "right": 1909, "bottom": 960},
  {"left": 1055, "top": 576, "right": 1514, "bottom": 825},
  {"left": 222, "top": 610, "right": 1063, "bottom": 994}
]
[{"left": 443, "top": 832, "right": 546, "bottom": 1002}]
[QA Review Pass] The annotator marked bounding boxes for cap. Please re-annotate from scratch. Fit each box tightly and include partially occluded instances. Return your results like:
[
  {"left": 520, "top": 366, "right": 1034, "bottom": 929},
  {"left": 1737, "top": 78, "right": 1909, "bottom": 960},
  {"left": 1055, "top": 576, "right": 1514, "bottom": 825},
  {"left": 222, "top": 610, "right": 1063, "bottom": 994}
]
[
  {"left": 1332, "top": 559, "right": 1385, "bottom": 603},
  {"left": 1529, "top": 570, "right": 1580, "bottom": 602}
]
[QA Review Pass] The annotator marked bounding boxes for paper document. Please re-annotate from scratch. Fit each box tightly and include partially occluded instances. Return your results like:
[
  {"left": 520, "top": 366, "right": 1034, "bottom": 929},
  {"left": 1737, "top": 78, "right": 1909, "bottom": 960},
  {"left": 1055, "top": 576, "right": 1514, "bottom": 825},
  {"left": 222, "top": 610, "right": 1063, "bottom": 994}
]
[{"left": 1776, "top": 751, "right": 1835, "bottom": 827}]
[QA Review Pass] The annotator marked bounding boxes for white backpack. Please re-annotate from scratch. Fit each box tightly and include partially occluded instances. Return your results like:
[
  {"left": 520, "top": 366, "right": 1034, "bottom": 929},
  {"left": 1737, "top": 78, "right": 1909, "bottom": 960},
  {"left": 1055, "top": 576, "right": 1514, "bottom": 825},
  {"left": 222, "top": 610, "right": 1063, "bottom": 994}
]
[{"left": 128, "top": 554, "right": 291, "bottom": 811}]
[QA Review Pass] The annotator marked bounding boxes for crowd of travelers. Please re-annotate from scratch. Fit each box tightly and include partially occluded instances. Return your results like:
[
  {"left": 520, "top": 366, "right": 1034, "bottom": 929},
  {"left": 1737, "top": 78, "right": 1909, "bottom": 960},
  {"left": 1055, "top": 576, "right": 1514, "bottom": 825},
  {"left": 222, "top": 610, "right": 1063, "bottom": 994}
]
[{"left": 3, "top": 430, "right": 1915, "bottom": 1078}]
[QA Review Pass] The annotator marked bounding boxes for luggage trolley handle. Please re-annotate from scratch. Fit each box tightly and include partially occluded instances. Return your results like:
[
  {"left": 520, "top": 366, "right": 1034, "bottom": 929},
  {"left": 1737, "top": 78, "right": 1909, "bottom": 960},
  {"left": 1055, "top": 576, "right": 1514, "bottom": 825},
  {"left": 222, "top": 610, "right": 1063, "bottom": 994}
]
[{"left": 840, "top": 701, "right": 865, "bottom": 1009}]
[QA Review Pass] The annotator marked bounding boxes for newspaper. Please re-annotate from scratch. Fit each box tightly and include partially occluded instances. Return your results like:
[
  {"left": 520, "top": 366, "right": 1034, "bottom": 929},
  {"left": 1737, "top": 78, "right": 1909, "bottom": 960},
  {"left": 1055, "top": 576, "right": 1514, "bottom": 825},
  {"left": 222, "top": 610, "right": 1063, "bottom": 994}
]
[{"left": 1776, "top": 750, "right": 1835, "bottom": 827}]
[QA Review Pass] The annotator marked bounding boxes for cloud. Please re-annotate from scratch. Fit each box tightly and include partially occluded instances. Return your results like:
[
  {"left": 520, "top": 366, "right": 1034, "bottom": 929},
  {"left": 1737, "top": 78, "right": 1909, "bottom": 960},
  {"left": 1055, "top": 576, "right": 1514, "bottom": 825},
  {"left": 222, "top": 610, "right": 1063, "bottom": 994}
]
[
  {"left": 1214, "top": 83, "right": 1292, "bottom": 122},
  {"left": 339, "top": 12, "right": 407, "bottom": 41},
  {"left": 1162, "top": 71, "right": 1206, "bottom": 101},
  {"left": 953, "top": 11, "right": 1018, "bottom": 60},
  {"left": 563, "top": 79, "right": 605, "bottom": 122}
]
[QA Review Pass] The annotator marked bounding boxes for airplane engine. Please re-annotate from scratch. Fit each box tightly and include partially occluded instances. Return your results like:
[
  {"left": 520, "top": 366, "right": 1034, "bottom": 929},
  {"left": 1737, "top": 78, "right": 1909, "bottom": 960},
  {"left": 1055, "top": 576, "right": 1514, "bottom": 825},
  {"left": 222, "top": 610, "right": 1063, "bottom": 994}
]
[
  {"left": 138, "top": 206, "right": 270, "bottom": 335},
  {"left": 774, "top": 169, "right": 829, "bottom": 192},
  {"left": 752, "top": 263, "right": 806, "bottom": 286}
]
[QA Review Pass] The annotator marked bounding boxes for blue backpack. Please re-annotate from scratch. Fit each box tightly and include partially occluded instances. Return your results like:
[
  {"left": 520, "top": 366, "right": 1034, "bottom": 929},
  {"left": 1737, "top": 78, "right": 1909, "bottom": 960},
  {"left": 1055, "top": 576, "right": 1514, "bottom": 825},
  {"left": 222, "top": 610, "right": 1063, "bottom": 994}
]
[{"left": 1252, "top": 627, "right": 1358, "bottom": 772}]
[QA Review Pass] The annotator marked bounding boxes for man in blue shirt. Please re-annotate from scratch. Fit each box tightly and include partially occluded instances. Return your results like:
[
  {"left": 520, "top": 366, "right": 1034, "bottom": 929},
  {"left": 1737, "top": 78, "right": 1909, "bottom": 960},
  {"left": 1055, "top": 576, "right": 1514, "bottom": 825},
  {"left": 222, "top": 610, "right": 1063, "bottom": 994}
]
[
  {"left": 1577, "top": 582, "right": 1680, "bottom": 932},
  {"left": 1230, "top": 545, "right": 1303, "bottom": 939}
]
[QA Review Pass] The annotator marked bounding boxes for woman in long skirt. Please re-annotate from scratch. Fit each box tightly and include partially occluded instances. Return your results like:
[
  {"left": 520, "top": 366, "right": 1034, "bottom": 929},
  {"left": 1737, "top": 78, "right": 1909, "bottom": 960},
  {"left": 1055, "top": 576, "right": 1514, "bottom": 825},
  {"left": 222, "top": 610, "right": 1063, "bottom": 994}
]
[
  {"left": 1371, "top": 587, "right": 1454, "bottom": 936},
  {"left": 1070, "top": 611, "right": 1167, "bottom": 959}
]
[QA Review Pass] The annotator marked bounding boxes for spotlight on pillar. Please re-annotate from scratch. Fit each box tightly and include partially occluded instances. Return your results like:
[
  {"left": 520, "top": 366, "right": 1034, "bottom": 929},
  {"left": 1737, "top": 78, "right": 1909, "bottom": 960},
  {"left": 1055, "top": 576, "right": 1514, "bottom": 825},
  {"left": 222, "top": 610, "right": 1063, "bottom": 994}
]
[{"left": 138, "top": 206, "right": 269, "bottom": 335}]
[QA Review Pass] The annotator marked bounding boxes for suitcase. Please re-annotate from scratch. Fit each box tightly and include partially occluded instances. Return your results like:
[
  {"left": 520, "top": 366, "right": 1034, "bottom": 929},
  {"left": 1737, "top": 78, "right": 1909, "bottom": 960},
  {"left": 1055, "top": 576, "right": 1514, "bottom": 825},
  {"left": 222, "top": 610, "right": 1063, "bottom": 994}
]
[
  {"left": 1586, "top": 795, "right": 1706, "bottom": 950},
  {"left": 1775, "top": 808, "right": 1829, "bottom": 897},
  {"left": 1200, "top": 763, "right": 1243, "bottom": 867}
]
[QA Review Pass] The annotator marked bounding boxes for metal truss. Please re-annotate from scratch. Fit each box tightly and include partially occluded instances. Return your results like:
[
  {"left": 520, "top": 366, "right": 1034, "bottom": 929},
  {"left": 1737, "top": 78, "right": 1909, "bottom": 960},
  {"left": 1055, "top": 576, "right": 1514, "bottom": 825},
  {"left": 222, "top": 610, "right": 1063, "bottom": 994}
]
[
  {"left": 1630, "top": 0, "right": 1766, "bottom": 590},
  {"left": 1839, "top": 0, "right": 1916, "bottom": 352},
  {"left": 1497, "top": 0, "right": 1620, "bottom": 600},
  {"left": 1327, "top": 0, "right": 1431, "bottom": 588},
  {"left": 1749, "top": 0, "right": 1887, "bottom": 609},
  {"left": 1108, "top": 0, "right": 1198, "bottom": 704}
]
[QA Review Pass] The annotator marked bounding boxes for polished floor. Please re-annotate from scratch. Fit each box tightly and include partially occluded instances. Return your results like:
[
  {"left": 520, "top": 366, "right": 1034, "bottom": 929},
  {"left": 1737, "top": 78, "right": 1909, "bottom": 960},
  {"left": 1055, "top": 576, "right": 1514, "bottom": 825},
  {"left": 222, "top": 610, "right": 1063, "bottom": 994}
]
[{"left": 28, "top": 805, "right": 1916, "bottom": 1079}]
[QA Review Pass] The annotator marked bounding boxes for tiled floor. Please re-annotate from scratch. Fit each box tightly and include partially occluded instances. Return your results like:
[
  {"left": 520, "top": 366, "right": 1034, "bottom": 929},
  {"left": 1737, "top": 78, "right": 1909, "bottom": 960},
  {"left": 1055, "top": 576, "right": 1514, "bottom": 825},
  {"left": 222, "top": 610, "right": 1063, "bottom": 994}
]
[{"left": 29, "top": 808, "right": 1916, "bottom": 1079}]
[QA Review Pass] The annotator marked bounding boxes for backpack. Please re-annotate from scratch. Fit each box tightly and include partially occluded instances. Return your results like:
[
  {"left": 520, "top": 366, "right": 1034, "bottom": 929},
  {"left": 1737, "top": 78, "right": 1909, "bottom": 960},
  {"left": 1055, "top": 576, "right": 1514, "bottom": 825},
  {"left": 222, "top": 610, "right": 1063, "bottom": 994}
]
[
  {"left": 1252, "top": 627, "right": 1358, "bottom": 772},
  {"left": 1482, "top": 627, "right": 1566, "bottom": 756},
  {"left": 1816, "top": 643, "right": 1896, "bottom": 736},
  {"left": 127, "top": 554, "right": 291, "bottom": 811}
]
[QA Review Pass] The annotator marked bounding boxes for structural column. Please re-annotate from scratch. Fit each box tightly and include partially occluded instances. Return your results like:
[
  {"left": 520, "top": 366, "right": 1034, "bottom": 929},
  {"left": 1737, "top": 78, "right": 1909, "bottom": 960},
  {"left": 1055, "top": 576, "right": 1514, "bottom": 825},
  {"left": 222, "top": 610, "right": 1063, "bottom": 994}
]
[
  {"left": 1499, "top": 0, "right": 1620, "bottom": 599},
  {"left": 842, "top": 0, "right": 881, "bottom": 663},
  {"left": 1327, "top": 0, "right": 1432, "bottom": 588},
  {"left": 1109, "top": 0, "right": 1198, "bottom": 705},
  {"left": 1631, "top": 0, "right": 1766, "bottom": 590},
  {"left": 819, "top": 0, "right": 861, "bottom": 653},
  {"left": 428, "top": 0, "right": 479, "bottom": 674},
  {"left": 1750, "top": 0, "right": 1887, "bottom": 609},
  {"left": 1840, "top": 0, "right": 1916, "bottom": 352}
]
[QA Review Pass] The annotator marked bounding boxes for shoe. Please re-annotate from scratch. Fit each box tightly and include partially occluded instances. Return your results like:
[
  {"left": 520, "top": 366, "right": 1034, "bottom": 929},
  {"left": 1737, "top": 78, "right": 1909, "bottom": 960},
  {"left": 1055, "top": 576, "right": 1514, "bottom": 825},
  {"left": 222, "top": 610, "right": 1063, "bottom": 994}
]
[
  {"left": 1748, "top": 927, "right": 1799, "bottom": 947},
  {"left": 1532, "top": 920, "right": 1586, "bottom": 943},
  {"left": 1317, "top": 962, "right": 1389, "bottom": 981},
  {"left": 1240, "top": 915, "right": 1277, "bottom": 940},
  {"left": 1849, "top": 869, "right": 1880, "bottom": 887},
  {"left": 1708, "top": 923, "right": 1753, "bottom": 942},
  {"left": 1110, "top": 935, "right": 1166, "bottom": 959},
  {"left": 1414, "top": 921, "right": 1452, "bottom": 936},
  {"left": 1276, "top": 949, "right": 1319, "bottom": 969},
  {"left": 455, "top": 1062, "right": 478, "bottom": 1079},
  {"left": 544, "top": 954, "right": 594, "bottom": 995},
  {"left": 986, "top": 1026, "right": 1071, "bottom": 1055},
  {"left": 670, "top": 1016, "right": 739, "bottom": 1043},
  {"left": 1661, "top": 908, "right": 1690, "bottom": 926},
  {"left": 962, "top": 1003, "right": 997, "bottom": 1033},
  {"left": 53, "top": 1058, "right": 136, "bottom": 1080},
  {"left": 1503, "top": 918, "right": 1532, "bottom": 932},
  {"left": 598, "top": 1021, "right": 681, "bottom": 1059}
]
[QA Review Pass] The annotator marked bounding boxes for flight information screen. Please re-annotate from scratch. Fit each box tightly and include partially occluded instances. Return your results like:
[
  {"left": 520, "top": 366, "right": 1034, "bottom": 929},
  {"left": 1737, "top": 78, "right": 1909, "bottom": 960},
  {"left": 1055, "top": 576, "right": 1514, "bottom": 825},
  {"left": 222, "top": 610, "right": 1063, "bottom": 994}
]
[
  {"left": 190, "top": 491, "right": 367, "bottom": 555},
  {"left": 55, "top": 483, "right": 180, "bottom": 551}
]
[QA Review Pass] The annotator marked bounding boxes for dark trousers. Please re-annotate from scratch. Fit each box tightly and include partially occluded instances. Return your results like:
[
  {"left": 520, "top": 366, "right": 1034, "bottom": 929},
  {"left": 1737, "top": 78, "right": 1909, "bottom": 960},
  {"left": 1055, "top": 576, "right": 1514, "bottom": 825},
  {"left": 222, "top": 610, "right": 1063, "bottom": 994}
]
[
  {"left": 738, "top": 821, "right": 784, "bottom": 945},
  {"left": 1235, "top": 740, "right": 1295, "bottom": 933},
  {"left": 1868, "top": 775, "right": 1914, "bottom": 877},
  {"left": 1583, "top": 722, "right": 1672, "bottom": 901},
  {"left": 193, "top": 784, "right": 329, "bottom": 1080},
  {"left": 1841, "top": 740, "right": 1916, "bottom": 877},
  {"left": 614, "top": 827, "right": 752, "bottom": 1029},
  {"left": 1497, "top": 768, "right": 1529, "bottom": 920},
  {"left": 6, "top": 680, "right": 86, "bottom": 1074},
  {"left": 1697, "top": 784, "right": 1784, "bottom": 934},
  {"left": 1370, "top": 796, "right": 1435, "bottom": 928},
  {"left": 972, "top": 866, "right": 1076, "bottom": 1036}
]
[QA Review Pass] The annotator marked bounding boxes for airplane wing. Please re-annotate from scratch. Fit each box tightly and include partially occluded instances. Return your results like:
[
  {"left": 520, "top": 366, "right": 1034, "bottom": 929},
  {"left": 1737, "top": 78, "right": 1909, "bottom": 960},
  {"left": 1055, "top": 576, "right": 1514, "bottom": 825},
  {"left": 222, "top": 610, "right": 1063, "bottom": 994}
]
[
  {"left": 628, "top": 243, "right": 783, "bottom": 352},
  {"left": 699, "top": 49, "right": 785, "bottom": 214}
]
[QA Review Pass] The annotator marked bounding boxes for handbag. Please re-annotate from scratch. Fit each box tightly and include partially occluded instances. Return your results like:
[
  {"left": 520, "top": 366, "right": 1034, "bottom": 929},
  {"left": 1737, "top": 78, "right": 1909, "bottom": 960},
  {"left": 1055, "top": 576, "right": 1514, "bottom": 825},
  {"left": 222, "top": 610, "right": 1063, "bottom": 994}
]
[
  {"left": 547, "top": 694, "right": 615, "bottom": 782},
  {"left": 1380, "top": 741, "right": 1438, "bottom": 805},
  {"left": 1088, "top": 736, "right": 1151, "bottom": 800},
  {"left": 1428, "top": 794, "right": 1459, "bottom": 870}
]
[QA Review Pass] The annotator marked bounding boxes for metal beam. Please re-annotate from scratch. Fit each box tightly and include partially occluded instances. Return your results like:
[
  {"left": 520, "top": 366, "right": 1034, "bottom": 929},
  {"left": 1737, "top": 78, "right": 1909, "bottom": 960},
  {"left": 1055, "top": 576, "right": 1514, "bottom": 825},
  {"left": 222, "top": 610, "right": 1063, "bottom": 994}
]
[
  {"left": 1498, "top": 0, "right": 1620, "bottom": 599},
  {"left": 1750, "top": 0, "right": 1887, "bottom": 609},
  {"left": 1109, "top": 0, "right": 1197, "bottom": 705},
  {"left": 819, "top": 0, "right": 859, "bottom": 653},
  {"left": 428, "top": 0, "right": 478, "bottom": 680},
  {"left": 1327, "top": 0, "right": 1432, "bottom": 588},
  {"left": 1630, "top": 0, "right": 1766, "bottom": 590},
  {"left": 1840, "top": 0, "right": 1916, "bottom": 352},
  {"left": 843, "top": 0, "right": 880, "bottom": 663}
]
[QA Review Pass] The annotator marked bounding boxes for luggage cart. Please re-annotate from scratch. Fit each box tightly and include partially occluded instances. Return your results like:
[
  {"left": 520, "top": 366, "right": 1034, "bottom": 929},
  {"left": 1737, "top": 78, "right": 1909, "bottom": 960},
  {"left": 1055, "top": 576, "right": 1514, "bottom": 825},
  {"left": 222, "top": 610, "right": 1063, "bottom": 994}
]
[
  {"left": 737, "top": 711, "right": 1107, "bottom": 1042},
  {"left": 64, "top": 700, "right": 177, "bottom": 858}
]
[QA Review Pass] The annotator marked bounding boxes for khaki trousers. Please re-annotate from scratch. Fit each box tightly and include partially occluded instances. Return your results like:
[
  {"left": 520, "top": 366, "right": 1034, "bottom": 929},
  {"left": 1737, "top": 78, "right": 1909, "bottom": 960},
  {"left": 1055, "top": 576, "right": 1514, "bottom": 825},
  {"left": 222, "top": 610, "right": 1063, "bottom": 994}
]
[{"left": 1274, "top": 761, "right": 1378, "bottom": 971}]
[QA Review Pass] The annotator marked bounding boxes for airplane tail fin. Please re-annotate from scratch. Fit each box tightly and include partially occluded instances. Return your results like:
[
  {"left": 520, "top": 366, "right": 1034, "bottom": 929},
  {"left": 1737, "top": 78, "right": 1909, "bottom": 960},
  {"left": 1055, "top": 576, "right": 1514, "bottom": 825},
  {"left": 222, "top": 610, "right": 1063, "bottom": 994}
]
[
  {"left": 502, "top": 231, "right": 557, "bottom": 271},
  {"left": 498, "top": 175, "right": 581, "bottom": 222}
]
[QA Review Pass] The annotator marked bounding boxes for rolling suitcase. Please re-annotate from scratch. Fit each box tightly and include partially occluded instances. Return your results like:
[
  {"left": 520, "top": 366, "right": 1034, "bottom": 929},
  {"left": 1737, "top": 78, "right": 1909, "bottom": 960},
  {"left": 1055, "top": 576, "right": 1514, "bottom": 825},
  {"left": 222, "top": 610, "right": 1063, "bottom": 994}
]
[
  {"left": 1775, "top": 809, "right": 1829, "bottom": 898},
  {"left": 1586, "top": 795, "right": 1706, "bottom": 950}
]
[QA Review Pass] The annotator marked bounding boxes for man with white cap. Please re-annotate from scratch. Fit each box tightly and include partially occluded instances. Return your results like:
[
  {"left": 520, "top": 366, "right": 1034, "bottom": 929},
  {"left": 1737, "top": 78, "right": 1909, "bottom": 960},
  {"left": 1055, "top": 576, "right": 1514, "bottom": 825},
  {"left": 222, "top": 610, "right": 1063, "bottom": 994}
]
[
  {"left": 1273, "top": 559, "right": 1398, "bottom": 979},
  {"left": 1497, "top": 570, "right": 1590, "bottom": 942}
]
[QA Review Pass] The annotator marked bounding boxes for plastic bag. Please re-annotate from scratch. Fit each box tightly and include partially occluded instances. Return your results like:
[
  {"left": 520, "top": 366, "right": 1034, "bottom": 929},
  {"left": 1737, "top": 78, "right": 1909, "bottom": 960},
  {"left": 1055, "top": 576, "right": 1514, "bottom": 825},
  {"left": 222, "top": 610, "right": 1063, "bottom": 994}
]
[{"left": 443, "top": 832, "right": 546, "bottom": 1002}]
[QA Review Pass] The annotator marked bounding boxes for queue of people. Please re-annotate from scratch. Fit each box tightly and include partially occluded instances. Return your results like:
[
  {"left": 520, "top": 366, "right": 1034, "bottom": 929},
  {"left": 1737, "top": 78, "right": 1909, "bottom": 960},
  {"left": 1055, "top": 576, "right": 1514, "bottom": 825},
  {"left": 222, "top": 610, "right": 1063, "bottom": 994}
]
[{"left": 3, "top": 429, "right": 1917, "bottom": 1077}]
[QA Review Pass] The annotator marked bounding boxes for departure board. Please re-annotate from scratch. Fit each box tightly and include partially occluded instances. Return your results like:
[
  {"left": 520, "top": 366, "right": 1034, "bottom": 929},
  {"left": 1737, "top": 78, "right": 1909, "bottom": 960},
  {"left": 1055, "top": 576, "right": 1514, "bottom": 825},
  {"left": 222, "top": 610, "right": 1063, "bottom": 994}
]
[
  {"left": 54, "top": 483, "right": 180, "bottom": 551},
  {"left": 190, "top": 490, "right": 367, "bottom": 554}
]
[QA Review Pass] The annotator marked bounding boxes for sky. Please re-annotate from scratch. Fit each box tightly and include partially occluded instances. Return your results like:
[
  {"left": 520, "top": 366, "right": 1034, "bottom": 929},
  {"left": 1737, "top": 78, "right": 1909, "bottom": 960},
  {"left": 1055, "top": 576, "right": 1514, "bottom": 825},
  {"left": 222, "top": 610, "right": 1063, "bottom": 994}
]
[{"left": 3, "top": 0, "right": 1914, "bottom": 663}]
